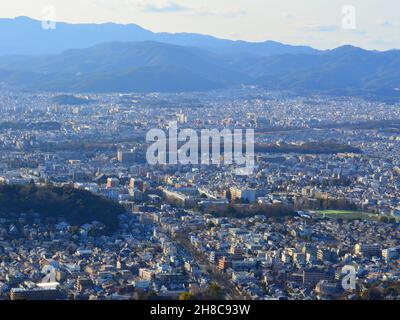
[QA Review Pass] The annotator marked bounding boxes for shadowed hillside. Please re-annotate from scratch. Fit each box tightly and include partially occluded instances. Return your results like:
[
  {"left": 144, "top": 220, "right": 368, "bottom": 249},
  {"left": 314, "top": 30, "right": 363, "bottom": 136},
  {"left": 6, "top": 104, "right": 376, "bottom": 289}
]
[{"left": 0, "top": 184, "right": 125, "bottom": 232}]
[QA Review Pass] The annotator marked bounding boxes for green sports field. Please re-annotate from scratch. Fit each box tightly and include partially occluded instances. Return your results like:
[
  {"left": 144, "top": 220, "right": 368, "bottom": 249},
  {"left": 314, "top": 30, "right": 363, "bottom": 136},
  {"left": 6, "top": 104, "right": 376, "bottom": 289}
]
[
  {"left": 318, "top": 210, "right": 362, "bottom": 215},
  {"left": 312, "top": 210, "right": 394, "bottom": 221}
]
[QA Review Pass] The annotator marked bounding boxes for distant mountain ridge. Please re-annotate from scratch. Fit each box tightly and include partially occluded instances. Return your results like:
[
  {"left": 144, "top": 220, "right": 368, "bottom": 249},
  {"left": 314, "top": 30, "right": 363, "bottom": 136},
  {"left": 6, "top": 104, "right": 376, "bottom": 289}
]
[
  {"left": 245, "top": 45, "right": 400, "bottom": 97},
  {"left": 0, "top": 16, "right": 318, "bottom": 57},
  {"left": 0, "top": 41, "right": 246, "bottom": 92},
  {"left": 0, "top": 17, "right": 399, "bottom": 98}
]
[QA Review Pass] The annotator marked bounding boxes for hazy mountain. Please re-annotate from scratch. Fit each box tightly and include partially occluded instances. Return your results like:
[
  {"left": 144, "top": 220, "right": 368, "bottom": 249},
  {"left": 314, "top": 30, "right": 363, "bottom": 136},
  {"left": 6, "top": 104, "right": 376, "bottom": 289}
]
[
  {"left": 0, "top": 16, "right": 318, "bottom": 57},
  {"left": 243, "top": 45, "right": 400, "bottom": 97},
  {"left": 0, "top": 41, "right": 247, "bottom": 92},
  {"left": 0, "top": 41, "right": 243, "bottom": 79},
  {"left": 0, "top": 19, "right": 399, "bottom": 97},
  {"left": 0, "top": 16, "right": 153, "bottom": 56}
]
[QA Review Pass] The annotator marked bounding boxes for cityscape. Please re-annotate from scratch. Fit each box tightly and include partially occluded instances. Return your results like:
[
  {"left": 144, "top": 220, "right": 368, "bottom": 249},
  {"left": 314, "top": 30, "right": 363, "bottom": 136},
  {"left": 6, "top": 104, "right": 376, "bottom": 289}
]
[
  {"left": 0, "top": 87, "right": 399, "bottom": 301},
  {"left": 0, "top": 0, "right": 399, "bottom": 306}
]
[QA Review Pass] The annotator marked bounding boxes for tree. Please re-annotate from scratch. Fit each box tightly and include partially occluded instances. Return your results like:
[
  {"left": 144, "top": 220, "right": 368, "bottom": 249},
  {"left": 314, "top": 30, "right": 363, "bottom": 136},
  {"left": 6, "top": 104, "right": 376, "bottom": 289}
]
[
  {"left": 179, "top": 292, "right": 195, "bottom": 300},
  {"left": 367, "top": 287, "right": 384, "bottom": 300},
  {"left": 204, "top": 283, "right": 224, "bottom": 300}
]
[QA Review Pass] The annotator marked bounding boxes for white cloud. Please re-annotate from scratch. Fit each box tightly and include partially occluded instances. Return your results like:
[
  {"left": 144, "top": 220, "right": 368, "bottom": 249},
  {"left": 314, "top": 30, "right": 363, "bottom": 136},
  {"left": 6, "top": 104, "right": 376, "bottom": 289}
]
[
  {"left": 194, "top": 7, "right": 246, "bottom": 18},
  {"left": 375, "top": 19, "right": 393, "bottom": 27},
  {"left": 125, "top": 0, "right": 245, "bottom": 17},
  {"left": 122, "top": 0, "right": 246, "bottom": 18},
  {"left": 128, "top": 0, "right": 190, "bottom": 12},
  {"left": 282, "top": 12, "right": 296, "bottom": 20},
  {"left": 303, "top": 22, "right": 339, "bottom": 33}
]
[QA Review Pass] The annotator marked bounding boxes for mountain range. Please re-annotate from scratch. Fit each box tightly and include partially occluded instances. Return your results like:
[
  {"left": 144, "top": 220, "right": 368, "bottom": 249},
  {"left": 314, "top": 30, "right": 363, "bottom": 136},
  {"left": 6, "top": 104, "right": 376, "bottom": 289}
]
[
  {"left": 0, "top": 16, "right": 399, "bottom": 98},
  {"left": 0, "top": 16, "right": 317, "bottom": 57}
]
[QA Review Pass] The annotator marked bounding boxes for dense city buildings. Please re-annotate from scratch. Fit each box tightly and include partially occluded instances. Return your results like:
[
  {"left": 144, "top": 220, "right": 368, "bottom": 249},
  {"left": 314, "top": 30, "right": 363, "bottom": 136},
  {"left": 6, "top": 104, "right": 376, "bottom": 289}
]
[{"left": 0, "top": 87, "right": 399, "bottom": 300}]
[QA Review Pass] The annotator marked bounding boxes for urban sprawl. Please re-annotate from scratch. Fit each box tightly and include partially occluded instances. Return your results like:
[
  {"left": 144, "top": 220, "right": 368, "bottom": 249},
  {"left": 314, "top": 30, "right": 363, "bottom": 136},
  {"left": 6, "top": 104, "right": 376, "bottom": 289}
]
[{"left": 0, "top": 87, "right": 399, "bottom": 300}]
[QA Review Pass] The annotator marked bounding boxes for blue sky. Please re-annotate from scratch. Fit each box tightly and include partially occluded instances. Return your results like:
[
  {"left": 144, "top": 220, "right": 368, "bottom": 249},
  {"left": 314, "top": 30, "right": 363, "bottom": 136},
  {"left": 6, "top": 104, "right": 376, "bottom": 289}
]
[{"left": 0, "top": 0, "right": 399, "bottom": 50}]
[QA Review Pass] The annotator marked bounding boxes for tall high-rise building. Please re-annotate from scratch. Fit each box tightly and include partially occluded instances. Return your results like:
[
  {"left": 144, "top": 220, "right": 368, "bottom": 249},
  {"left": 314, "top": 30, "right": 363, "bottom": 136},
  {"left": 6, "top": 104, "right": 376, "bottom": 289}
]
[
  {"left": 130, "top": 178, "right": 145, "bottom": 192},
  {"left": 106, "top": 178, "right": 119, "bottom": 189},
  {"left": 117, "top": 147, "right": 136, "bottom": 164},
  {"left": 176, "top": 113, "right": 187, "bottom": 124}
]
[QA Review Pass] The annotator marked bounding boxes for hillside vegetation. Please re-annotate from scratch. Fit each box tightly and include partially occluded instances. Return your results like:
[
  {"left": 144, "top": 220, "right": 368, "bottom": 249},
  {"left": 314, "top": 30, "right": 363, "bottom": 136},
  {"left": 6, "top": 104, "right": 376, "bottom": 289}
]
[{"left": 0, "top": 183, "right": 124, "bottom": 232}]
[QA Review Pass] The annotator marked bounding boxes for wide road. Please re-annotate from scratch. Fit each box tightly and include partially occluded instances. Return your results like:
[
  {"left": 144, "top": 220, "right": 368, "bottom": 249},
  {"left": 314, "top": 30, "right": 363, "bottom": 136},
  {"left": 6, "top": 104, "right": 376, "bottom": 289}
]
[{"left": 174, "top": 234, "right": 248, "bottom": 300}]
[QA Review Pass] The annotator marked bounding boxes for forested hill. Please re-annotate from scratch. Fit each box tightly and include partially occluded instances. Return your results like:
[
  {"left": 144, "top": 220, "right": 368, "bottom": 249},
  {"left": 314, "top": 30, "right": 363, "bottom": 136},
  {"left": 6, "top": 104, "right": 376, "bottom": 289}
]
[{"left": 0, "top": 184, "right": 124, "bottom": 232}]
